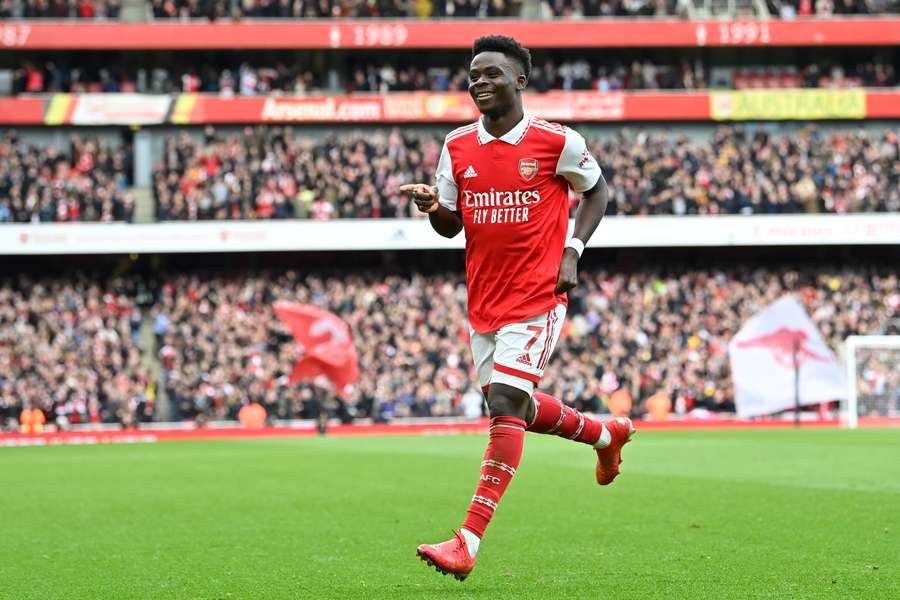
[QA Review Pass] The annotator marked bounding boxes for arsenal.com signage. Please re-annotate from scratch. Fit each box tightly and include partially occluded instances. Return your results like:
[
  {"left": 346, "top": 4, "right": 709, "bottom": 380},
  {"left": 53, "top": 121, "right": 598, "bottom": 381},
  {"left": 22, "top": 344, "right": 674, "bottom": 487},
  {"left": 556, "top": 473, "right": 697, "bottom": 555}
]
[
  {"left": 260, "top": 97, "right": 383, "bottom": 122},
  {"left": 2, "top": 214, "right": 898, "bottom": 255}
]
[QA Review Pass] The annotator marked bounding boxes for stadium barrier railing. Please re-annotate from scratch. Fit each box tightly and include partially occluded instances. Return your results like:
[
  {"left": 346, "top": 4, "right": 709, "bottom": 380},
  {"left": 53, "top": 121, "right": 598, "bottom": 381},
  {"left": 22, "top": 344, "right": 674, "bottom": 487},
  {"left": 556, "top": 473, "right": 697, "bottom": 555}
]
[{"left": 2, "top": 214, "right": 899, "bottom": 255}]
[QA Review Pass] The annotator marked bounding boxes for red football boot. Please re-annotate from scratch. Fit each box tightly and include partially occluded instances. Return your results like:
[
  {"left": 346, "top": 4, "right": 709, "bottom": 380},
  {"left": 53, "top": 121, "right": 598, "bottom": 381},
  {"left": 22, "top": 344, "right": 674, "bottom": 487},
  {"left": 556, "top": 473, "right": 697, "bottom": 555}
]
[
  {"left": 596, "top": 416, "right": 636, "bottom": 485},
  {"left": 416, "top": 531, "right": 476, "bottom": 581}
]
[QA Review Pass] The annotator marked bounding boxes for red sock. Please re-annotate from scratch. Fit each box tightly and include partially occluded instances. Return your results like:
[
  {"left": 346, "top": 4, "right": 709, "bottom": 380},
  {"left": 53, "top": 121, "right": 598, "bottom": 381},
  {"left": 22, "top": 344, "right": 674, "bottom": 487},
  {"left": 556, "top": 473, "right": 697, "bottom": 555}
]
[
  {"left": 527, "top": 391, "right": 605, "bottom": 446},
  {"left": 461, "top": 415, "right": 525, "bottom": 539}
]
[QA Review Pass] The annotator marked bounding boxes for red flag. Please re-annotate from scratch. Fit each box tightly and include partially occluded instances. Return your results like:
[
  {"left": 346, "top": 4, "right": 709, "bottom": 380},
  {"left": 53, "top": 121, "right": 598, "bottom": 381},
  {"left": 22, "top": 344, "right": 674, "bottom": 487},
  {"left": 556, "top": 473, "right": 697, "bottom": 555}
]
[{"left": 273, "top": 302, "right": 360, "bottom": 395}]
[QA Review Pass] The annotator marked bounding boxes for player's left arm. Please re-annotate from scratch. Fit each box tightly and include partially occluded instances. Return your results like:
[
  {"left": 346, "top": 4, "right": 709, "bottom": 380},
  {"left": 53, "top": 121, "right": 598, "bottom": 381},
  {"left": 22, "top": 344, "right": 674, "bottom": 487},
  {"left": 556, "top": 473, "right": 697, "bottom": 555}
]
[{"left": 555, "top": 129, "right": 608, "bottom": 295}]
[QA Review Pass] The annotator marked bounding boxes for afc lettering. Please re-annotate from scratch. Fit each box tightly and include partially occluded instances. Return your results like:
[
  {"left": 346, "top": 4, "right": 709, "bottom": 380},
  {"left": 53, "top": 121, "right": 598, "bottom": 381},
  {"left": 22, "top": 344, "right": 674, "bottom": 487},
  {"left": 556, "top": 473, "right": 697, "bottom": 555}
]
[{"left": 480, "top": 474, "right": 502, "bottom": 485}]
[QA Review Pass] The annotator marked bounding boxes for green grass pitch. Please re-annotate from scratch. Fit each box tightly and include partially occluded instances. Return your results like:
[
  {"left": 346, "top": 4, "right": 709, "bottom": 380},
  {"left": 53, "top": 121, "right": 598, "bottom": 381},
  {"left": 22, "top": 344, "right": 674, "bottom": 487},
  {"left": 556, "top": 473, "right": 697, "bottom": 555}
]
[{"left": 2, "top": 428, "right": 899, "bottom": 599}]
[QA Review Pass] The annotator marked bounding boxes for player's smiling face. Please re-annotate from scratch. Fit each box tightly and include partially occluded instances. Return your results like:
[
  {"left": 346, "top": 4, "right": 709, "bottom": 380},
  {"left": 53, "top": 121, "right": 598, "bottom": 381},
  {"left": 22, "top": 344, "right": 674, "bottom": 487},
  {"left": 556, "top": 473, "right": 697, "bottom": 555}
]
[{"left": 468, "top": 51, "right": 525, "bottom": 117}]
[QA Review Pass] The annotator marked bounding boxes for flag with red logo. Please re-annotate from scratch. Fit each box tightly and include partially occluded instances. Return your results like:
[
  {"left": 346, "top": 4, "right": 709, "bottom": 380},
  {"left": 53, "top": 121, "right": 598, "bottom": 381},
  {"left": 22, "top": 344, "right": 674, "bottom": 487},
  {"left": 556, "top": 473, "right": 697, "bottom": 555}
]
[
  {"left": 273, "top": 302, "right": 360, "bottom": 395},
  {"left": 728, "top": 296, "right": 845, "bottom": 417}
]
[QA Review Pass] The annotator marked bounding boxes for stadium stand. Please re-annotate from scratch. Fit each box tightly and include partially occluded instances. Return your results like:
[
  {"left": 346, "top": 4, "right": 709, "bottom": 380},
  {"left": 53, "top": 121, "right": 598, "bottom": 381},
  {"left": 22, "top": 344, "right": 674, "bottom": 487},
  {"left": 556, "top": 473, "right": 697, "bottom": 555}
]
[
  {"left": 6, "top": 56, "right": 896, "bottom": 95},
  {"left": 2, "top": 264, "right": 897, "bottom": 429},
  {"left": 3, "top": 0, "right": 895, "bottom": 19},
  {"left": 152, "top": 128, "right": 437, "bottom": 220},
  {"left": 152, "top": 266, "right": 900, "bottom": 422},
  {"left": 150, "top": 125, "right": 899, "bottom": 221},
  {"left": 1, "top": 0, "right": 121, "bottom": 18},
  {"left": 0, "top": 4, "right": 898, "bottom": 431},
  {"left": 0, "top": 275, "right": 152, "bottom": 431},
  {"left": 0, "top": 131, "right": 135, "bottom": 223},
  {"left": 147, "top": 0, "right": 521, "bottom": 19}
]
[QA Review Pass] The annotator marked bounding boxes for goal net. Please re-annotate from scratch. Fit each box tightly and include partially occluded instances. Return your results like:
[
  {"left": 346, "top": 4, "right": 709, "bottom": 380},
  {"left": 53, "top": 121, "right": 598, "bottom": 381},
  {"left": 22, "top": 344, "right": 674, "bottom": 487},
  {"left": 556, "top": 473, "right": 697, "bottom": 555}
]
[{"left": 844, "top": 335, "right": 900, "bottom": 429}]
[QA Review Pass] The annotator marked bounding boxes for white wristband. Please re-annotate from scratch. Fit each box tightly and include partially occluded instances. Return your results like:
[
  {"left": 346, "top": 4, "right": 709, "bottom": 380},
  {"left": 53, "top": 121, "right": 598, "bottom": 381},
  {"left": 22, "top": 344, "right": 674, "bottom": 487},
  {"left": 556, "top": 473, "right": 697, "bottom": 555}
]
[{"left": 565, "top": 238, "right": 585, "bottom": 258}]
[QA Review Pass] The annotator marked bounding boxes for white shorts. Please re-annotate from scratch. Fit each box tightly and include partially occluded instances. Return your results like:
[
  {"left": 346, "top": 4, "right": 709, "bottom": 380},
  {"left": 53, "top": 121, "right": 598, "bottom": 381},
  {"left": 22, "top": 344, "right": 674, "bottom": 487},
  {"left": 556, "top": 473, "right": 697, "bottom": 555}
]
[{"left": 470, "top": 303, "right": 566, "bottom": 397}]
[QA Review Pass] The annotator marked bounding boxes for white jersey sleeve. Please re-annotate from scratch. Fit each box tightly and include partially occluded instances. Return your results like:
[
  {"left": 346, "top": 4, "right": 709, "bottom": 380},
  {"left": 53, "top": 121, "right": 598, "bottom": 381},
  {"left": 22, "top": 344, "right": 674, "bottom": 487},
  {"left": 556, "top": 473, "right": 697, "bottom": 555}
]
[
  {"left": 556, "top": 128, "right": 602, "bottom": 193},
  {"left": 435, "top": 140, "right": 458, "bottom": 211}
]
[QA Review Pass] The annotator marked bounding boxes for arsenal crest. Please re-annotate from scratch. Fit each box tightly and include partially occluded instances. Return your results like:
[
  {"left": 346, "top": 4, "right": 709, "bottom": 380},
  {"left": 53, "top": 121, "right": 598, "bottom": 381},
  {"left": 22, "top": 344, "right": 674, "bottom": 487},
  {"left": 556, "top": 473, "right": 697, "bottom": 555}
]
[{"left": 518, "top": 158, "right": 538, "bottom": 182}]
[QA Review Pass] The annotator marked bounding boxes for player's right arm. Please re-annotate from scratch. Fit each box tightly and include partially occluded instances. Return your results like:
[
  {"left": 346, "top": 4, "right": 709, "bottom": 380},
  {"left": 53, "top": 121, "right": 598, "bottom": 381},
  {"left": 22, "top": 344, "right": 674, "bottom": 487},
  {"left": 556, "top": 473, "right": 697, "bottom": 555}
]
[{"left": 399, "top": 137, "right": 462, "bottom": 239}]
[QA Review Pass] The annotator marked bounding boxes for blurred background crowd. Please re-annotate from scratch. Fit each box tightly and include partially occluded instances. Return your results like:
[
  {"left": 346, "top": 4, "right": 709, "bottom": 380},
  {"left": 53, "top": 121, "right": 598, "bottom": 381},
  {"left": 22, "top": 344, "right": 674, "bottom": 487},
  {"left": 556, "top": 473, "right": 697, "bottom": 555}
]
[
  {"left": 0, "top": 131, "right": 135, "bottom": 223},
  {"left": 2, "top": 0, "right": 897, "bottom": 19},
  {"left": 4, "top": 125, "right": 895, "bottom": 224},
  {"left": 2, "top": 264, "right": 897, "bottom": 431},
  {"left": 8, "top": 56, "right": 896, "bottom": 95},
  {"left": 0, "top": 276, "right": 154, "bottom": 430},
  {"left": 149, "top": 125, "right": 900, "bottom": 220}
]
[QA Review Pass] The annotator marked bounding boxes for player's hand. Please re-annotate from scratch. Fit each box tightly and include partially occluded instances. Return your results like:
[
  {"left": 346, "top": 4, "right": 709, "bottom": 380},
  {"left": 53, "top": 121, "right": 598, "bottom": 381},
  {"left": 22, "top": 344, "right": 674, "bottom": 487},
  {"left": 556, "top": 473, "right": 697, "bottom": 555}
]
[
  {"left": 399, "top": 183, "right": 440, "bottom": 214},
  {"left": 555, "top": 247, "right": 579, "bottom": 295}
]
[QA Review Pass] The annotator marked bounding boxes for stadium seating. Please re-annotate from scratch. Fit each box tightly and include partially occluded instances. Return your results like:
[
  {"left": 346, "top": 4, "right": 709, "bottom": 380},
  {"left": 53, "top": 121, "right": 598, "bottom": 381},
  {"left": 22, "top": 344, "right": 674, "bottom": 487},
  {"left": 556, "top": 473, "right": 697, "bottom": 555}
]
[
  {"left": 3, "top": 0, "right": 897, "bottom": 20},
  {"left": 2, "top": 0, "right": 121, "bottom": 18},
  {"left": 2, "top": 265, "right": 897, "bottom": 430},
  {"left": 0, "top": 275, "right": 152, "bottom": 430},
  {"left": 0, "top": 131, "right": 135, "bottom": 223},
  {"left": 5, "top": 57, "right": 896, "bottom": 95},
  {"left": 150, "top": 126, "right": 899, "bottom": 221}
]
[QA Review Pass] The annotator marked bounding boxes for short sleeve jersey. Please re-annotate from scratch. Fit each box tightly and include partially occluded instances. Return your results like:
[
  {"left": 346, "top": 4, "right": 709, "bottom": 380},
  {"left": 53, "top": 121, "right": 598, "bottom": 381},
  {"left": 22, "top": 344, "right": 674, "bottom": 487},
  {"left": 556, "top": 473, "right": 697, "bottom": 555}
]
[{"left": 435, "top": 113, "right": 602, "bottom": 333}]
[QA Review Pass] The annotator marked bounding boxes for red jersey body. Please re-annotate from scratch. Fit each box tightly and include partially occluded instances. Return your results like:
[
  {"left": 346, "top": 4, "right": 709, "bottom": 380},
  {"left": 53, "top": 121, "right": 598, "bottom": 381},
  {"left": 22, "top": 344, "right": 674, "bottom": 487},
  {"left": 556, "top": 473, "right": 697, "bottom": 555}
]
[{"left": 435, "top": 113, "right": 602, "bottom": 333}]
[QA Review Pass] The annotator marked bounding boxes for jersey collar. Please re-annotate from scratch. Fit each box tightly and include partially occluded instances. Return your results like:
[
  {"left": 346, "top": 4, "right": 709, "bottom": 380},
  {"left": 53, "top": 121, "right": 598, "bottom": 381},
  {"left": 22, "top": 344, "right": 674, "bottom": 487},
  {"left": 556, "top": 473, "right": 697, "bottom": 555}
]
[{"left": 476, "top": 112, "right": 531, "bottom": 146}]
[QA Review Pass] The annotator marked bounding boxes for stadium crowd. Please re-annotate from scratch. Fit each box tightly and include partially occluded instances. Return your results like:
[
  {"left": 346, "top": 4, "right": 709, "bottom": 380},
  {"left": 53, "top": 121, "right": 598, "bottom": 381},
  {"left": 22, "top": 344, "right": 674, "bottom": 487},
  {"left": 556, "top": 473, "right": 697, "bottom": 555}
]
[
  {"left": 138, "top": 265, "right": 900, "bottom": 422},
  {"left": 3, "top": 264, "right": 897, "bottom": 430},
  {"left": 855, "top": 348, "right": 900, "bottom": 417},
  {"left": 143, "top": 0, "right": 898, "bottom": 18},
  {"left": 0, "top": 0, "right": 120, "bottom": 18},
  {"left": 0, "top": 131, "right": 135, "bottom": 223},
  {"left": 2, "top": 0, "right": 896, "bottom": 18},
  {"left": 147, "top": 0, "right": 521, "bottom": 19},
  {"left": 152, "top": 125, "right": 900, "bottom": 221},
  {"left": 8, "top": 56, "right": 896, "bottom": 95},
  {"left": 152, "top": 127, "right": 436, "bottom": 220},
  {"left": 0, "top": 276, "right": 154, "bottom": 433}
]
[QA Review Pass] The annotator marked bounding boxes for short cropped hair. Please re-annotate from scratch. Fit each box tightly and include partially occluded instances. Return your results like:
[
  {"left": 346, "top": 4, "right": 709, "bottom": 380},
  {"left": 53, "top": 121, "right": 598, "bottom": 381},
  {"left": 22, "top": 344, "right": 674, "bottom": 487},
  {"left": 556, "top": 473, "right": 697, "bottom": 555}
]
[{"left": 472, "top": 35, "right": 532, "bottom": 81}]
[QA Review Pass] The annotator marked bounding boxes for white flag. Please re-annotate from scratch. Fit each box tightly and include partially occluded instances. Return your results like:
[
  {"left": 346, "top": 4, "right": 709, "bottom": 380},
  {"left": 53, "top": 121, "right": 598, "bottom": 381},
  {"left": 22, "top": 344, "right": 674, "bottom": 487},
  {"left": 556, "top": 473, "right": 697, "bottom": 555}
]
[{"left": 728, "top": 296, "right": 846, "bottom": 418}]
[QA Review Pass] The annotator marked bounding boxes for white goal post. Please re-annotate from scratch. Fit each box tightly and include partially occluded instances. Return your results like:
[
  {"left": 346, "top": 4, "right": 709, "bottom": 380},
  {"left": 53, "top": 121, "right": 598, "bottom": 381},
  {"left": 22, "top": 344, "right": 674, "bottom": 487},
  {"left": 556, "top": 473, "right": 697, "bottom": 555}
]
[{"left": 844, "top": 335, "right": 900, "bottom": 429}]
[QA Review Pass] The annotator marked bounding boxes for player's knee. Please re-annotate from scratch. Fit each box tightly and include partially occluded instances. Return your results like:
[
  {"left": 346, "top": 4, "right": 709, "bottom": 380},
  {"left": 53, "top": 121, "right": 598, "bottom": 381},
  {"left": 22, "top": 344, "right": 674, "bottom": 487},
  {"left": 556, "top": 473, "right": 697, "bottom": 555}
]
[{"left": 486, "top": 384, "right": 531, "bottom": 419}]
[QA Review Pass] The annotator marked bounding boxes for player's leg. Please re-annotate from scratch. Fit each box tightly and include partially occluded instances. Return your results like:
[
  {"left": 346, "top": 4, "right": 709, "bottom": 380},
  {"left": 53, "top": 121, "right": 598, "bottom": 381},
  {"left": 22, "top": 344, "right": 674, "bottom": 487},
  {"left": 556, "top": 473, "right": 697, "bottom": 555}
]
[
  {"left": 458, "top": 381, "right": 528, "bottom": 545},
  {"left": 494, "top": 303, "right": 635, "bottom": 484},
  {"left": 530, "top": 390, "right": 635, "bottom": 484},
  {"left": 417, "top": 334, "right": 529, "bottom": 581}
]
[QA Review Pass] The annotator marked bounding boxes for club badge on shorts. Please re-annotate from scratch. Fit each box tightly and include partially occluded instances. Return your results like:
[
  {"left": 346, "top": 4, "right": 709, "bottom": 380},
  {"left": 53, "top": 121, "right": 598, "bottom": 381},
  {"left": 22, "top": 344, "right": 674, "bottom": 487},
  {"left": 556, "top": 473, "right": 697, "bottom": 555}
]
[{"left": 518, "top": 158, "right": 538, "bottom": 182}]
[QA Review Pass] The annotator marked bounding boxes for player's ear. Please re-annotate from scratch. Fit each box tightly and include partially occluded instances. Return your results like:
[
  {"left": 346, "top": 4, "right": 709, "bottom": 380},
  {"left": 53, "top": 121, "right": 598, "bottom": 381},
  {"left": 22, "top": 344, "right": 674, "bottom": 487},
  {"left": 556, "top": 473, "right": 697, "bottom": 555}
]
[{"left": 516, "top": 74, "right": 527, "bottom": 91}]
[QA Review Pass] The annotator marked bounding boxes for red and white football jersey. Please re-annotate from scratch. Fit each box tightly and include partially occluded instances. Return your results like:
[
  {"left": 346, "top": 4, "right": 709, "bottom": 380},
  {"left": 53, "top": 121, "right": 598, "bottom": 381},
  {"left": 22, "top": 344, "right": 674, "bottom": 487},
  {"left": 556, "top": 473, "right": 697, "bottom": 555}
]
[{"left": 435, "top": 113, "right": 602, "bottom": 333}]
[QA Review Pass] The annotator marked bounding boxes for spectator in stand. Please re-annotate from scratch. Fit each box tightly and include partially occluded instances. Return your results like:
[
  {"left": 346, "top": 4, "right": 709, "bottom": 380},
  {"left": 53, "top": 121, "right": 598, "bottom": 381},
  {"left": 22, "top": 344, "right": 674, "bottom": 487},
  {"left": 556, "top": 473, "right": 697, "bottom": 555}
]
[
  {"left": 2, "top": 0, "right": 895, "bottom": 18},
  {"left": 2, "top": 265, "right": 896, "bottom": 425},
  {"left": 595, "top": 126, "right": 899, "bottom": 215},
  {"left": 150, "top": 265, "right": 899, "bottom": 422},
  {"left": 0, "top": 276, "right": 153, "bottom": 429},
  {"left": 152, "top": 125, "right": 899, "bottom": 221},
  {"left": 0, "top": 130, "right": 135, "bottom": 223},
  {"left": 1, "top": 0, "right": 121, "bottom": 18},
  {"left": 147, "top": 0, "right": 521, "bottom": 18},
  {"left": 152, "top": 127, "right": 437, "bottom": 220},
  {"left": 765, "top": 0, "right": 896, "bottom": 16},
  {"left": 5, "top": 56, "right": 894, "bottom": 96}
]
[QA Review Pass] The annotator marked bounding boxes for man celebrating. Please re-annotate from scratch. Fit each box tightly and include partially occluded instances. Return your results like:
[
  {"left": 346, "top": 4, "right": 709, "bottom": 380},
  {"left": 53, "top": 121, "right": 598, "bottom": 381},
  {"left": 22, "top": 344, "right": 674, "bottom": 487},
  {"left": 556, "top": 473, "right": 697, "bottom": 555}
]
[{"left": 400, "top": 35, "right": 635, "bottom": 581}]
